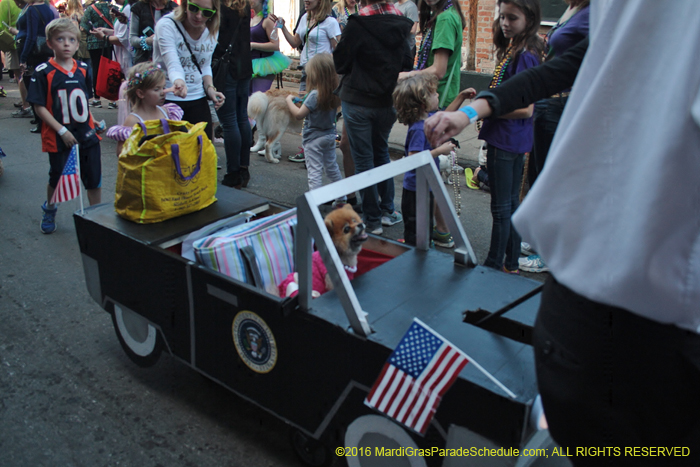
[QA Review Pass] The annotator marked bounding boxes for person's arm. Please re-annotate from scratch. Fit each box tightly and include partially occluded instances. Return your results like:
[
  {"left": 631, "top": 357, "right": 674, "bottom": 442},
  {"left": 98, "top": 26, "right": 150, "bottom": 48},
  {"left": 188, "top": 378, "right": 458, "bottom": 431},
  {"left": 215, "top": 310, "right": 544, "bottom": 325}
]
[
  {"left": 20, "top": 7, "right": 40, "bottom": 66},
  {"left": 35, "top": 105, "right": 79, "bottom": 147},
  {"left": 155, "top": 19, "right": 188, "bottom": 97},
  {"left": 268, "top": 13, "right": 302, "bottom": 49},
  {"left": 326, "top": 18, "right": 341, "bottom": 51},
  {"left": 332, "top": 21, "right": 354, "bottom": 75},
  {"left": 129, "top": 12, "right": 143, "bottom": 48},
  {"left": 399, "top": 48, "right": 449, "bottom": 81},
  {"left": 202, "top": 75, "right": 225, "bottom": 109},
  {"left": 91, "top": 27, "right": 122, "bottom": 47},
  {"left": 425, "top": 37, "right": 588, "bottom": 146},
  {"left": 444, "top": 87, "right": 476, "bottom": 112},
  {"left": 286, "top": 94, "right": 309, "bottom": 120},
  {"left": 409, "top": 140, "right": 454, "bottom": 158},
  {"left": 251, "top": 17, "right": 280, "bottom": 52}
]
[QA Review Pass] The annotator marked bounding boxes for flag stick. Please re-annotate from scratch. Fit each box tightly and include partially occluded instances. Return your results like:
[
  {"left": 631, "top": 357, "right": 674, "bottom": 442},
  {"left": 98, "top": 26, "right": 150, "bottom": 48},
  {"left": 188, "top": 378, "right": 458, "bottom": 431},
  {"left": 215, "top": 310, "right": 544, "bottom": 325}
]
[
  {"left": 76, "top": 145, "right": 84, "bottom": 215},
  {"left": 414, "top": 318, "right": 517, "bottom": 399}
]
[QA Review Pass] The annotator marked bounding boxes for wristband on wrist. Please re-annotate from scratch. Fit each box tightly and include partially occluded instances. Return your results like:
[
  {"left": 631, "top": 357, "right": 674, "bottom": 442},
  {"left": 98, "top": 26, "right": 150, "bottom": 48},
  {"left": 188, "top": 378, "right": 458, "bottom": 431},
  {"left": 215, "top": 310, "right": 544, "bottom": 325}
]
[
  {"left": 206, "top": 84, "right": 216, "bottom": 94},
  {"left": 57, "top": 126, "right": 68, "bottom": 136},
  {"left": 459, "top": 105, "right": 479, "bottom": 124}
]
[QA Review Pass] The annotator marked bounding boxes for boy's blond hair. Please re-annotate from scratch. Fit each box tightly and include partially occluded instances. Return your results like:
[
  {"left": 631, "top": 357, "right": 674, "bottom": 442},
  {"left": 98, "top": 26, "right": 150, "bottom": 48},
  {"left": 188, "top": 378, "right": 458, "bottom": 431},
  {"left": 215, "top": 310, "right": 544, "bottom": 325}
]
[
  {"left": 45, "top": 17, "right": 81, "bottom": 42},
  {"left": 393, "top": 74, "right": 438, "bottom": 126}
]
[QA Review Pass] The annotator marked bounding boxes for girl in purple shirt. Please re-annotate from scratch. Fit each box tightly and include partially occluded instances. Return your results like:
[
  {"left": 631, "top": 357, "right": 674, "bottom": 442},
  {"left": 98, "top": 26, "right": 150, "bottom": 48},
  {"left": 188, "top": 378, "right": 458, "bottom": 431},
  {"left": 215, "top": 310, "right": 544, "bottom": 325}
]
[{"left": 478, "top": 0, "right": 542, "bottom": 273}]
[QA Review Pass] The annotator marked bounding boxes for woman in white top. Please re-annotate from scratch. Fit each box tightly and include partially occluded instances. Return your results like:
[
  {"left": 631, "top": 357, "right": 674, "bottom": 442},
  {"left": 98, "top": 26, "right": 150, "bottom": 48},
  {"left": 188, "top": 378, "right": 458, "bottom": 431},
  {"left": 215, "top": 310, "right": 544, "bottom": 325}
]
[
  {"left": 269, "top": 0, "right": 340, "bottom": 91},
  {"left": 153, "top": 0, "right": 225, "bottom": 140}
]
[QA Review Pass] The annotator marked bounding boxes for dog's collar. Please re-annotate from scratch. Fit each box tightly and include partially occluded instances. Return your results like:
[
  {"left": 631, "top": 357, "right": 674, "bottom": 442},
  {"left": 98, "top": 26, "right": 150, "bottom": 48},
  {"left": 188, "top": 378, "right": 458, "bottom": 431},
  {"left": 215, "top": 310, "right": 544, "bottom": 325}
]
[{"left": 344, "top": 264, "right": 357, "bottom": 274}]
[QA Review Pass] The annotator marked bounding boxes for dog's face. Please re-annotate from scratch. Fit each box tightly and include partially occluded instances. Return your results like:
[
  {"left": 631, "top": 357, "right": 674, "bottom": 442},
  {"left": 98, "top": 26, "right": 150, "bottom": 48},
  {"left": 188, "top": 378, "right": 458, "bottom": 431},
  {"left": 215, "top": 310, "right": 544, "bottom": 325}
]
[{"left": 324, "top": 204, "right": 368, "bottom": 262}]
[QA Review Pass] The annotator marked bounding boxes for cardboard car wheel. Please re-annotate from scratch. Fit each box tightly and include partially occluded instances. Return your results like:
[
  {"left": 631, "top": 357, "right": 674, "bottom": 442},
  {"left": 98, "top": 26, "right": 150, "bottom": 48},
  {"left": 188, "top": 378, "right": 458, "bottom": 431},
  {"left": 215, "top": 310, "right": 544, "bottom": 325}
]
[
  {"left": 290, "top": 428, "right": 332, "bottom": 467},
  {"left": 344, "top": 415, "right": 427, "bottom": 467},
  {"left": 112, "top": 304, "right": 163, "bottom": 367}
]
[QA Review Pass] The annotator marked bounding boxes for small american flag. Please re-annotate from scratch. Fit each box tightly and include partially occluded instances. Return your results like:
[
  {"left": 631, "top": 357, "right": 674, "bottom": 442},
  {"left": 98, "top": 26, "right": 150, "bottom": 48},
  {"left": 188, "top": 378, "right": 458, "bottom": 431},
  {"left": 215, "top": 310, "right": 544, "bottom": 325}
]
[
  {"left": 365, "top": 319, "right": 469, "bottom": 435},
  {"left": 50, "top": 146, "right": 81, "bottom": 204}
]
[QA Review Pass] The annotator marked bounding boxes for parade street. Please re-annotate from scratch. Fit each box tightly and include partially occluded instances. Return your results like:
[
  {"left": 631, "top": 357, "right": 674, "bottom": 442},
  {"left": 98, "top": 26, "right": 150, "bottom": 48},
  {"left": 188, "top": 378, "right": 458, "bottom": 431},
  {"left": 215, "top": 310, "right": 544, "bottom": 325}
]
[{"left": 0, "top": 78, "right": 545, "bottom": 466}]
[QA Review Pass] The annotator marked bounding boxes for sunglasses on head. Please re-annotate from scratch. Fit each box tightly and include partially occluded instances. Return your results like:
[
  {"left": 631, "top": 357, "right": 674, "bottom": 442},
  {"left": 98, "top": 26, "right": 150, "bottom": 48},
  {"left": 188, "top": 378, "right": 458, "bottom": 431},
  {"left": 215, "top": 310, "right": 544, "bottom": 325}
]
[{"left": 187, "top": 2, "right": 216, "bottom": 17}]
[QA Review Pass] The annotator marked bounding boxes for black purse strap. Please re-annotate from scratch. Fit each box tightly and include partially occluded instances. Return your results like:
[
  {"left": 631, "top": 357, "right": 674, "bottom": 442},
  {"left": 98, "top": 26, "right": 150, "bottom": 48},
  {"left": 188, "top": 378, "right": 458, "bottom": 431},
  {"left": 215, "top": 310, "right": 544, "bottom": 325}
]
[{"left": 169, "top": 17, "right": 203, "bottom": 76}]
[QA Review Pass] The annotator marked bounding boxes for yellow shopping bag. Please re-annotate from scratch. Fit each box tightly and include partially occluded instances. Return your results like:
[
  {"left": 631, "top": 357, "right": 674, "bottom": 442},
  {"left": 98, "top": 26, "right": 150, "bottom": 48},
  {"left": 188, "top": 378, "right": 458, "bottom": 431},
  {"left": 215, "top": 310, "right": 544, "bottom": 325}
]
[{"left": 115, "top": 119, "right": 217, "bottom": 223}]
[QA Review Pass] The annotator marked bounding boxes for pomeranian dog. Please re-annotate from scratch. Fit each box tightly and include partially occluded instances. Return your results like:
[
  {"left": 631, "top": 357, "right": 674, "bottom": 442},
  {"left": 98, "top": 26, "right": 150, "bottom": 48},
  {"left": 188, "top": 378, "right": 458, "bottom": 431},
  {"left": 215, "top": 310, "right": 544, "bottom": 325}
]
[
  {"left": 437, "top": 154, "right": 464, "bottom": 186},
  {"left": 248, "top": 89, "right": 302, "bottom": 164},
  {"left": 279, "top": 204, "right": 368, "bottom": 298}
]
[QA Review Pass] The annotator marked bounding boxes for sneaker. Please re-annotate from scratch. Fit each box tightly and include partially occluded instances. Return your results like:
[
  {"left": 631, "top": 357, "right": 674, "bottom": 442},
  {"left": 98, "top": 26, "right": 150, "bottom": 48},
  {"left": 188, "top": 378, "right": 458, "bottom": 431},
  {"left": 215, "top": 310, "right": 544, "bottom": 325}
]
[
  {"left": 14, "top": 101, "right": 23, "bottom": 108},
  {"left": 12, "top": 107, "right": 33, "bottom": 118},
  {"left": 518, "top": 254, "right": 549, "bottom": 273},
  {"left": 0, "top": 86, "right": 6, "bottom": 97},
  {"left": 91, "top": 99, "right": 102, "bottom": 108},
  {"left": 521, "top": 242, "right": 536, "bottom": 256},
  {"left": 502, "top": 266, "right": 520, "bottom": 275},
  {"left": 108, "top": 102, "right": 118, "bottom": 109},
  {"left": 366, "top": 222, "right": 383, "bottom": 235},
  {"left": 41, "top": 202, "right": 57, "bottom": 234},
  {"left": 431, "top": 228, "right": 455, "bottom": 248},
  {"left": 288, "top": 148, "right": 305, "bottom": 163},
  {"left": 381, "top": 210, "right": 403, "bottom": 226}
]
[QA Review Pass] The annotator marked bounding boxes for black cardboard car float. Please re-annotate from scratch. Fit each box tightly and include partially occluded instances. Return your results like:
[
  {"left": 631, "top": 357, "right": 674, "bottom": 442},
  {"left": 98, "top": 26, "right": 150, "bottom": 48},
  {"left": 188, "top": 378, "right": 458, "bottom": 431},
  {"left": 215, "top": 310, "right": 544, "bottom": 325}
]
[{"left": 74, "top": 152, "right": 567, "bottom": 467}]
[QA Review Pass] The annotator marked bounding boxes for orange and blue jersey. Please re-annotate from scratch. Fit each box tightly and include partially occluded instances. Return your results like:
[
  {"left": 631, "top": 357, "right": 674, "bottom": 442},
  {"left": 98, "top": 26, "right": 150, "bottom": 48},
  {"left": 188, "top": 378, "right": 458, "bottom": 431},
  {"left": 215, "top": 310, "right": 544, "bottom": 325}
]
[{"left": 27, "top": 58, "right": 100, "bottom": 153}]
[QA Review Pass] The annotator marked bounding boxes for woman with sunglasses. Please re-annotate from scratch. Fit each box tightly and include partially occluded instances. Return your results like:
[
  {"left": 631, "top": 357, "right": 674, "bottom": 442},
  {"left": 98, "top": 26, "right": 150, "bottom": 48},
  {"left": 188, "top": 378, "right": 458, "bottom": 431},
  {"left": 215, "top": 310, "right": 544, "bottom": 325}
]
[{"left": 153, "top": 0, "right": 225, "bottom": 140}]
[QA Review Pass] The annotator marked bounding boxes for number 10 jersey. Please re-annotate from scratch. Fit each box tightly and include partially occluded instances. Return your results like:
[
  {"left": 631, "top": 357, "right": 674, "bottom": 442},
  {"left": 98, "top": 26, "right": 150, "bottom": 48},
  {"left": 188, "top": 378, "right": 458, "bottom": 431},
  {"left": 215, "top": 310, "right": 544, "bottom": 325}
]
[{"left": 27, "top": 58, "right": 101, "bottom": 153}]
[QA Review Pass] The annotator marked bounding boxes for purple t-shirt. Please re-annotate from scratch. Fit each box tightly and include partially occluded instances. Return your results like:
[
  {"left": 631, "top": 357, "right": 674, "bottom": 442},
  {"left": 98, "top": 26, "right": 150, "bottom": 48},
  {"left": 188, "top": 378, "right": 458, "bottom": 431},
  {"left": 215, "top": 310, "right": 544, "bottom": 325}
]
[
  {"left": 548, "top": 5, "right": 590, "bottom": 58},
  {"left": 478, "top": 50, "right": 539, "bottom": 153},
  {"left": 403, "top": 113, "right": 440, "bottom": 191}
]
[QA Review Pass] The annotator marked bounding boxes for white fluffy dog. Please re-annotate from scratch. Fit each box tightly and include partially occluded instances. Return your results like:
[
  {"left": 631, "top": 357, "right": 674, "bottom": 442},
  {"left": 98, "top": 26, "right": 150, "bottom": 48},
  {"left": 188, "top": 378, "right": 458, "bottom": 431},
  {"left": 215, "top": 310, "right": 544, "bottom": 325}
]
[
  {"left": 437, "top": 154, "right": 464, "bottom": 186},
  {"left": 248, "top": 89, "right": 302, "bottom": 164}
]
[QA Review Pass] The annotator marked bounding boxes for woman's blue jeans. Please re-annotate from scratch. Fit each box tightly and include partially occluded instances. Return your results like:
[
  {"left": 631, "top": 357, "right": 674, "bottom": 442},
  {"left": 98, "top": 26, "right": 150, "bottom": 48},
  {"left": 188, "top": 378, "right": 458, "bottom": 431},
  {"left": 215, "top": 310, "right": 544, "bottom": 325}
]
[
  {"left": 483, "top": 144, "right": 524, "bottom": 271},
  {"left": 341, "top": 101, "right": 396, "bottom": 227},
  {"left": 530, "top": 96, "right": 567, "bottom": 186},
  {"left": 216, "top": 74, "right": 251, "bottom": 173}
]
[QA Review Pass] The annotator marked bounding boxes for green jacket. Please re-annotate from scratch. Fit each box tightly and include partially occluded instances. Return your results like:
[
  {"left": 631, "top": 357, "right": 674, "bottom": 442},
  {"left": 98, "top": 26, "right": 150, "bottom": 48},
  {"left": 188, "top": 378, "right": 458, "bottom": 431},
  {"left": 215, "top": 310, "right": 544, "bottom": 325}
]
[
  {"left": 80, "top": 1, "right": 112, "bottom": 50},
  {"left": 0, "top": 0, "right": 22, "bottom": 33}
]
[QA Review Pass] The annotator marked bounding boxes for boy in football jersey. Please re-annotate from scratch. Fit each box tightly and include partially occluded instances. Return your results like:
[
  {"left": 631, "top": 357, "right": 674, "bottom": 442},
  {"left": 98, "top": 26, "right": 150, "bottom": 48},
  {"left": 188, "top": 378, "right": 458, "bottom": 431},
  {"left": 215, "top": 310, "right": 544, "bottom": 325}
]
[{"left": 27, "top": 17, "right": 103, "bottom": 234}]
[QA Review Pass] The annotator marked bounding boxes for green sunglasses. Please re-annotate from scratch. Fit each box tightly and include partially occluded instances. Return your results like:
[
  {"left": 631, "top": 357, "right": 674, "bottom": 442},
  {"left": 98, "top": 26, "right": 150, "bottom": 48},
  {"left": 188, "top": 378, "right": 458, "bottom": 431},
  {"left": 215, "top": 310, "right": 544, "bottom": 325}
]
[{"left": 187, "top": 2, "right": 217, "bottom": 18}]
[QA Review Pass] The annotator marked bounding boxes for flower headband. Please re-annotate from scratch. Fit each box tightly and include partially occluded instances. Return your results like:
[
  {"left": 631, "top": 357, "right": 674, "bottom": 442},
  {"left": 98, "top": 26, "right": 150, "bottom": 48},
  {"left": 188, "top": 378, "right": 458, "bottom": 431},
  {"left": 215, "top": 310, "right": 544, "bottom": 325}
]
[{"left": 127, "top": 64, "right": 163, "bottom": 91}]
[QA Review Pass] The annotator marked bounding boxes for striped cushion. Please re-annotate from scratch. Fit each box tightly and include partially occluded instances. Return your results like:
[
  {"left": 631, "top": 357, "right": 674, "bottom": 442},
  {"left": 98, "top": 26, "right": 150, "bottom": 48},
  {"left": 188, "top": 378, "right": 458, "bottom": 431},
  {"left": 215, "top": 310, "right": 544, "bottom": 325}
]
[{"left": 194, "top": 209, "right": 297, "bottom": 292}]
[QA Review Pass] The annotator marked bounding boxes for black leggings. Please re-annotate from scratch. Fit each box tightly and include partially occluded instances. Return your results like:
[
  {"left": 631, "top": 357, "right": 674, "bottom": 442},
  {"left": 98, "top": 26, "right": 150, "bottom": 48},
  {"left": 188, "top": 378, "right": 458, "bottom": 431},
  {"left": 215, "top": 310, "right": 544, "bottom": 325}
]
[
  {"left": 166, "top": 97, "right": 213, "bottom": 141},
  {"left": 88, "top": 47, "right": 111, "bottom": 97}
]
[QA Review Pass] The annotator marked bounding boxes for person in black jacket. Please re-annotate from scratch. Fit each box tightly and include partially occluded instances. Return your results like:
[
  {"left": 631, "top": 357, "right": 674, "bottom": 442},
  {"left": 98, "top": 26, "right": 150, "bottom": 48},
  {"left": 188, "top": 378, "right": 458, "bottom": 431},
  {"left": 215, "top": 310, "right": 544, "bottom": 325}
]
[
  {"left": 213, "top": 0, "right": 252, "bottom": 189},
  {"left": 333, "top": 0, "right": 412, "bottom": 235}
]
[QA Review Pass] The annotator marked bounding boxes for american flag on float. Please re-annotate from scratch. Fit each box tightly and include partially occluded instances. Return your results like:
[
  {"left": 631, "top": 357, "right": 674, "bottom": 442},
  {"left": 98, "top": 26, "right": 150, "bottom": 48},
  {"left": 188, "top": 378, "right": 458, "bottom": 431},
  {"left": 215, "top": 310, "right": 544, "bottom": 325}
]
[
  {"left": 364, "top": 319, "right": 470, "bottom": 435},
  {"left": 50, "top": 145, "right": 81, "bottom": 204}
]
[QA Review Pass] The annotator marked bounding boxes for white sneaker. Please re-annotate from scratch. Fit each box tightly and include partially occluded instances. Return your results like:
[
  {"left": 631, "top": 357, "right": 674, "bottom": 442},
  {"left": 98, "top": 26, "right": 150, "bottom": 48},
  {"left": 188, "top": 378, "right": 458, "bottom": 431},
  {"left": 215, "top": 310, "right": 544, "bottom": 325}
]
[
  {"left": 521, "top": 242, "right": 536, "bottom": 256},
  {"left": 519, "top": 254, "right": 549, "bottom": 273}
]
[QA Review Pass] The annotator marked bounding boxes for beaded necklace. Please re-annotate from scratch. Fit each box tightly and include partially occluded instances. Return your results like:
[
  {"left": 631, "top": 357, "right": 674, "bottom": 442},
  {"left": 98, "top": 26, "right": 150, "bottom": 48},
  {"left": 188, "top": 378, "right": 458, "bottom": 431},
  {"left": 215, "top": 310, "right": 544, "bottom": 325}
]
[
  {"left": 476, "top": 45, "right": 513, "bottom": 131},
  {"left": 415, "top": 0, "right": 453, "bottom": 71},
  {"left": 343, "top": 4, "right": 358, "bottom": 18},
  {"left": 450, "top": 149, "right": 461, "bottom": 215}
]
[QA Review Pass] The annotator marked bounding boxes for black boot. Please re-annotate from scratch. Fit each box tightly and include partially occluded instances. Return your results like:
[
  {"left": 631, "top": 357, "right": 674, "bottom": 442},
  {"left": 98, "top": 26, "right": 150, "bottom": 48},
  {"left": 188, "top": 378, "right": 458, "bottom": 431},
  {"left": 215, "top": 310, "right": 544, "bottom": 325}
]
[
  {"left": 240, "top": 167, "right": 250, "bottom": 188},
  {"left": 221, "top": 171, "right": 242, "bottom": 189}
]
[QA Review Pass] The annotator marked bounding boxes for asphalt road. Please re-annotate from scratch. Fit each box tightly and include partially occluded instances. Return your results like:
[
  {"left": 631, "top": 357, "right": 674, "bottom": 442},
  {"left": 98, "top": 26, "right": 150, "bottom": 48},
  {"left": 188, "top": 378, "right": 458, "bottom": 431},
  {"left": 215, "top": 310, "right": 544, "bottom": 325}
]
[{"left": 0, "top": 78, "right": 545, "bottom": 467}]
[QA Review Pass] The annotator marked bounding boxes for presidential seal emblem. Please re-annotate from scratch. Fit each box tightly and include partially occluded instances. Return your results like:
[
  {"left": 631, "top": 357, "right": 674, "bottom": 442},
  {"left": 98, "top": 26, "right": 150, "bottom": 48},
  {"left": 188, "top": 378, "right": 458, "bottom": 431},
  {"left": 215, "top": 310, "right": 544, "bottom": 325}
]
[{"left": 232, "top": 311, "right": 277, "bottom": 374}]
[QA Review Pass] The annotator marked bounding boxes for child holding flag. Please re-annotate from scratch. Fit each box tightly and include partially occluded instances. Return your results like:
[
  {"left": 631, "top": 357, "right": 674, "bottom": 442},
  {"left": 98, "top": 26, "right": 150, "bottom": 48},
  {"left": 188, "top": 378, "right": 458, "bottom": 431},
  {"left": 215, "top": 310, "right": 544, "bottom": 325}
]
[{"left": 27, "top": 17, "right": 104, "bottom": 234}]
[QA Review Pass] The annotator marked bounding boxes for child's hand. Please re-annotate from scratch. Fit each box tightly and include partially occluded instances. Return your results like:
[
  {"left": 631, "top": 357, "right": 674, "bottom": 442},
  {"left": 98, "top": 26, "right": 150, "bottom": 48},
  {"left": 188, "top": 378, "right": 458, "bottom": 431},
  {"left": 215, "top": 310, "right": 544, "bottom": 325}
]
[
  {"left": 435, "top": 141, "right": 456, "bottom": 156},
  {"left": 397, "top": 71, "right": 413, "bottom": 82},
  {"left": 60, "top": 130, "right": 78, "bottom": 148},
  {"left": 459, "top": 88, "right": 477, "bottom": 100}
]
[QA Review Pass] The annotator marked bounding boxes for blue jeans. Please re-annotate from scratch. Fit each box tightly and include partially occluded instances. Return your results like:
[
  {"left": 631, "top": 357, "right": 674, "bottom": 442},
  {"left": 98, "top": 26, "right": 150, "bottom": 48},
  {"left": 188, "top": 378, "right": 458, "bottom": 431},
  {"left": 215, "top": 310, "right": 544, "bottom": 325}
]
[
  {"left": 530, "top": 96, "right": 567, "bottom": 186},
  {"left": 483, "top": 144, "right": 524, "bottom": 271},
  {"left": 216, "top": 74, "right": 251, "bottom": 173},
  {"left": 341, "top": 101, "right": 396, "bottom": 226}
]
